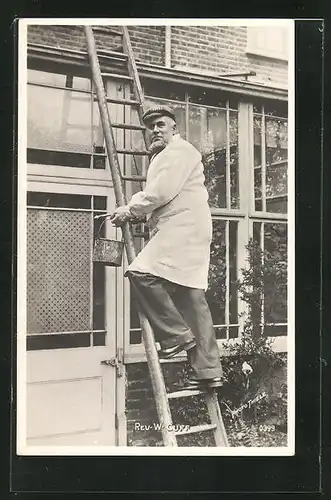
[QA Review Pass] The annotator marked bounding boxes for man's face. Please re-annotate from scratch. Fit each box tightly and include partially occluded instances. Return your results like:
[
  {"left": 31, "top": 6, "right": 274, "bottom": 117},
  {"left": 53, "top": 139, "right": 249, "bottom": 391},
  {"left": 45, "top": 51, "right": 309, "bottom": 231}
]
[{"left": 146, "top": 115, "right": 176, "bottom": 151}]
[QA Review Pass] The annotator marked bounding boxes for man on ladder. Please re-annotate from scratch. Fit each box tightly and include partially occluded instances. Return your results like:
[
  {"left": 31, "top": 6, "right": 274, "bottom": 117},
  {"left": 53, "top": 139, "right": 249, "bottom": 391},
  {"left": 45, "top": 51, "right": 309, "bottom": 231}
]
[{"left": 110, "top": 104, "right": 223, "bottom": 391}]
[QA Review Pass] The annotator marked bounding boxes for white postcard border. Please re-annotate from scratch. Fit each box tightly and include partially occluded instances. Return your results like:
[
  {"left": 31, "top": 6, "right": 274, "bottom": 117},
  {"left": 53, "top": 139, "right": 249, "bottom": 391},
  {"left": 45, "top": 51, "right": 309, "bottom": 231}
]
[{"left": 16, "top": 18, "right": 295, "bottom": 457}]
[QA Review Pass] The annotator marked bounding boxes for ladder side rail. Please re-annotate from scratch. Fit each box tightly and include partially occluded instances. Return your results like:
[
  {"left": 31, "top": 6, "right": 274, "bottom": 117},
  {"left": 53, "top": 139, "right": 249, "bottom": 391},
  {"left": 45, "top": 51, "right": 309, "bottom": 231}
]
[
  {"left": 84, "top": 25, "right": 177, "bottom": 447},
  {"left": 121, "top": 26, "right": 145, "bottom": 107},
  {"left": 204, "top": 392, "right": 229, "bottom": 447},
  {"left": 121, "top": 26, "right": 150, "bottom": 150}
]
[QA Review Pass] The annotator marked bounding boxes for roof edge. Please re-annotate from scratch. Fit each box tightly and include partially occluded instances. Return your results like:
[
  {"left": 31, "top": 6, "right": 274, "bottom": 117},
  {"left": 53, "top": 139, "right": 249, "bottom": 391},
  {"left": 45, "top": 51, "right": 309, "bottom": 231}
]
[{"left": 27, "top": 43, "right": 288, "bottom": 101}]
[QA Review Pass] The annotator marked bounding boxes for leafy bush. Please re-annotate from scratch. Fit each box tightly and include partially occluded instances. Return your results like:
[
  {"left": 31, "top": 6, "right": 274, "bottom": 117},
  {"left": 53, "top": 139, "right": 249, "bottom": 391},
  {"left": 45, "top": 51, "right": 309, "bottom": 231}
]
[{"left": 219, "top": 237, "right": 288, "bottom": 445}]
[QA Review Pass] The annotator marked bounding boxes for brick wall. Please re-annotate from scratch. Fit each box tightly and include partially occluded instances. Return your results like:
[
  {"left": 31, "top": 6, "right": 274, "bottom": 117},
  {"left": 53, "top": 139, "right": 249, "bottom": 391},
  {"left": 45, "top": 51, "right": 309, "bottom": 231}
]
[
  {"left": 27, "top": 24, "right": 287, "bottom": 86},
  {"left": 170, "top": 26, "right": 287, "bottom": 86},
  {"left": 27, "top": 25, "right": 165, "bottom": 66}
]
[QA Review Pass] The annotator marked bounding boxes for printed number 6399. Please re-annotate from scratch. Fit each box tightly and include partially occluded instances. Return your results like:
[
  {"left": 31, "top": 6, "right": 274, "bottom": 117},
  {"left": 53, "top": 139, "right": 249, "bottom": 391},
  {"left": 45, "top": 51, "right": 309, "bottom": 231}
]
[{"left": 259, "top": 424, "right": 275, "bottom": 432}]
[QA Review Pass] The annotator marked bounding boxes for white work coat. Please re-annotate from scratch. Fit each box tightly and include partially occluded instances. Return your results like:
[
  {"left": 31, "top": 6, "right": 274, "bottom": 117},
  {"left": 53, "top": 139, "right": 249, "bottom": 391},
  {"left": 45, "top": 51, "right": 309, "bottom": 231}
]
[{"left": 127, "top": 134, "right": 212, "bottom": 290}]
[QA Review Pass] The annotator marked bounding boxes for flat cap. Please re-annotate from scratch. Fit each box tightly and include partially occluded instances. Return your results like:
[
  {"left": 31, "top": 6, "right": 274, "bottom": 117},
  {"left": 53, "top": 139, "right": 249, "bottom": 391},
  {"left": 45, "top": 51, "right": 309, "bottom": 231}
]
[{"left": 142, "top": 105, "right": 176, "bottom": 125}]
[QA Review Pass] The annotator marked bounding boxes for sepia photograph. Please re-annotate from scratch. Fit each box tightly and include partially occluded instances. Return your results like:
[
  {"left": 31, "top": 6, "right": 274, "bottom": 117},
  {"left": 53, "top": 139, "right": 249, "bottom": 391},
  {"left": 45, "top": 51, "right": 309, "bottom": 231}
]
[{"left": 16, "top": 18, "right": 294, "bottom": 455}]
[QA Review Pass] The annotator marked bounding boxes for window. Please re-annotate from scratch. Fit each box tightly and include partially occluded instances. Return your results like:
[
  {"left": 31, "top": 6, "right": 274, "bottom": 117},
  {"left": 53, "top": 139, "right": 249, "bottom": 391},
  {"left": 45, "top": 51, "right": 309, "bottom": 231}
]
[
  {"left": 246, "top": 26, "right": 289, "bottom": 61},
  {"left": 207, "top": 220, "right": 238, "bottom": 340},
  {"left": 189, "top": 104, "right": 239, "bottom": 209},
  {"left": 26, "top": 192, "right": 108, "bottom": 350},
  {"left": 253, "top": 105, "right": 288, "bottom": 214},
  {"left": 252, "top": 221, "right": 288, "bottom": 337},
  {"left": 250, "top": 101, "right": 288, "bottom": 338},
  {"left": 125, "top": 83, "right": 288, "bottom": 353},
  {"left": 28, "top": 68, "right": 108, "bottom": 169}
]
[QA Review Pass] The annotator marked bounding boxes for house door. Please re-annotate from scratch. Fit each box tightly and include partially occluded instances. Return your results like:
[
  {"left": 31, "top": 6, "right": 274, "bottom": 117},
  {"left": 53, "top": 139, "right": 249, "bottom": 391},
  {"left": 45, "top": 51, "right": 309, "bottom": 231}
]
[{"left": 22, "top": 186, "right": 121, "bottom": 448}]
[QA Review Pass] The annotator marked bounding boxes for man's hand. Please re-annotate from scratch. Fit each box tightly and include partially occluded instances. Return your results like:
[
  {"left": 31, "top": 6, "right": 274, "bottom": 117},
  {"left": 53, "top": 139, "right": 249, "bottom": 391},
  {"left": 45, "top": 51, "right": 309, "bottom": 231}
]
[{"left": 110, "top": 206, "right": 132, "bottom": 226}]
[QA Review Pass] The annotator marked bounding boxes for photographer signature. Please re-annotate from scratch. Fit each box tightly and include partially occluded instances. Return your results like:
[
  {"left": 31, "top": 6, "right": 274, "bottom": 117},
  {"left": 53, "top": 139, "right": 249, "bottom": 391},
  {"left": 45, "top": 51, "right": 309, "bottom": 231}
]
[{"left": 223, "top": 391, "right": 267, "bottom": 418}]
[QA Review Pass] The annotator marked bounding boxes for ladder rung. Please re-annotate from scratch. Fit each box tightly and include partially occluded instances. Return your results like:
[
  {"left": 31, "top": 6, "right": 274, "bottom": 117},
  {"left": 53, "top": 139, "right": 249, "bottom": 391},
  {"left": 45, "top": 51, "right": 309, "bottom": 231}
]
[
  {"left": 122, "top": 175, "right": 147, "bottom": 182},
  {"left": 175, "top": 424, "right": 217, "bottom": 436},
  {"left": 97, "top": 50, "right": 128, "bottom": 61},
  {"left": 91, "top": 27, "right": 123, "bottom": 37},
  {"left": 167, "top": 389, "right": 206, "bottom": 399},
  {"left": 93, "top": 95, "right": 140, "bottom": 106},
  {"left": 112, "top": 122, "right": 145, "bottom": 130},
  {"left": 133, "top": 232, "right": 149, "bottom": 238},
  {"left": 101, "top": 72, "right": 133, "bottom": 81},
  {"left": 117, "top": 149, "right": 149, "bottom": 156}
]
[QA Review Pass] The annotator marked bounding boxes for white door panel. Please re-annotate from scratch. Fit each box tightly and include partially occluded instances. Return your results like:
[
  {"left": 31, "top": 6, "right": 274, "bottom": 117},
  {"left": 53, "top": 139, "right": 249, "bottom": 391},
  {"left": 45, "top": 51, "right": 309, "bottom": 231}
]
[{"left": 26, "top": 347, "right": 116, "bottom": 445}]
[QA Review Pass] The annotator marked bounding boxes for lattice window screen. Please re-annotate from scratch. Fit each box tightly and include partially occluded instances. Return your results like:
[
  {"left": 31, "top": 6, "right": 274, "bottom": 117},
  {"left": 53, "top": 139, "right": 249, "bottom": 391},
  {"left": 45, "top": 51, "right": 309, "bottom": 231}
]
[{"left": 27, "top": 209, "right": 92, "bottom": 334}]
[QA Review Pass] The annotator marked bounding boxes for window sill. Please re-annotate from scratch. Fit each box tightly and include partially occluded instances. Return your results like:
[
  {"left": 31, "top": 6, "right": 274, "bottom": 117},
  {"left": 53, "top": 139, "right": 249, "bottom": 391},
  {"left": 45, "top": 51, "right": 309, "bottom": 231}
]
[
  {"left": 124, "top": 336, "right": 288, "bottom": 364},
  {"left": 249, "top": 211, "right": 288, "bottom": 220},
  {"left": 245, "top": 49, "right": 288, "bottom": 63}
]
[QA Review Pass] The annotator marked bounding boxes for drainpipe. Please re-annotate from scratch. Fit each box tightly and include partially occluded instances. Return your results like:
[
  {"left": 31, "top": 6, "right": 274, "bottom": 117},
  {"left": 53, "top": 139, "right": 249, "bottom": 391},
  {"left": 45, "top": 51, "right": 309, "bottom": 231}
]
[{"left": 165, "top": 26, "right": 171, "bottom": 68}]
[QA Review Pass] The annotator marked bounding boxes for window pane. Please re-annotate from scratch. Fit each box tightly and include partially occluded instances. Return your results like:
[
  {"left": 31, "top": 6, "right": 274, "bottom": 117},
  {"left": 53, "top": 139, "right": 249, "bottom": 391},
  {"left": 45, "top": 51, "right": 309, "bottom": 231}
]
[
  {"left": 253, "top": 115, "right": 262, "bottom": 211},
  {"left": 28, "top": 69, "right": 66, "bottom": 87},
  {"left": 253, "top": 111, "right": 288, "bottom": 214},
  {"left": 27, "top": 333, "right": 91, "bottom": 351},
  {"left": 28, "top": 69, "right": 91, "bottom": 91},
  {"left": 229, "top": 221, "right": 238, "bottom": 325},
  {"left": 265, "top": 118, "right": 288, "bottom": 214},
  {"left": 28, "top": 84, "right": 92, "bottom": 154},
  {"left": 229, "top": 325, "right": 239, "bottom": 339},
  {"left": 27, "top": 149, "right": 92, "bottom": 168},
  {"left": 230, "top": 111, "right": 239, "bottom": 209},
  {"left": 215, "top": 326, "right": 227, "bottom": 340},
  {"left": 264, "top": 324, "right": 287, "bottom": 337},
  {"left": 188, "top": 87, "right": 227, "bottom": 108},
  {"left": 130, "top": 286, "right": 142, "bottom": 340},
  {"left": 191, "top": 106, "right": 225, "bottom": 208},
  {"left": 27, "top": 192, "right": 92, "bottom": 209},
  {"left": 207, "top": 220, "right": 226, "bottom": 325},
  {"left": 254, "top": 167, "right": 262, "bottom": 211},
  {"left": 93, "top": 196, "right": 107, "bottom": 211},
  {"left": 253, "top": 220, "right": 261, "bottom": 243},
  {"left": 92, "top": 101, "right": 106, "bottom": 170},
  {"left": 252, "top": 222, "right": 287, "bottom": 330},
  {"left": 143, "top": 79, "right": 186, "bottom": 101},
  {"left": 130, "top": 330, "right": 142, "bottom": 345},
  {"left": 207, "top": 220, "right": 238, "bottom": 333},
  {"left": 120, "top": 102, "right": 149, "bottom": 188},
  {"left": 263, "top": 223, "right": 287, "bottom": 325},
  {"left": 189, "top": 106, "right": 239, "bottom": 209}
]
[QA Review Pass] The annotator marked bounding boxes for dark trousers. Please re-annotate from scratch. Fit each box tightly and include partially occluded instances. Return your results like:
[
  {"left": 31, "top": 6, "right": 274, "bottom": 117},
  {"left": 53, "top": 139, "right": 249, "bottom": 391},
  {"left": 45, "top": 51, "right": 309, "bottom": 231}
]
[{"left": 127, "top": 271, "right": 222, "bottom": 380}]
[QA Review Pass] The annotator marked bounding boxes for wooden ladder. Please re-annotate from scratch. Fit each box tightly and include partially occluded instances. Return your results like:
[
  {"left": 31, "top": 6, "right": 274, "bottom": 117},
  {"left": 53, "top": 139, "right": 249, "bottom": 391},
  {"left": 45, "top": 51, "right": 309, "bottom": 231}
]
[{"left": 84, "top": 24, "right": 229, "bottom": 447}]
